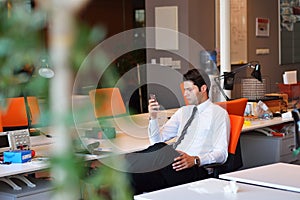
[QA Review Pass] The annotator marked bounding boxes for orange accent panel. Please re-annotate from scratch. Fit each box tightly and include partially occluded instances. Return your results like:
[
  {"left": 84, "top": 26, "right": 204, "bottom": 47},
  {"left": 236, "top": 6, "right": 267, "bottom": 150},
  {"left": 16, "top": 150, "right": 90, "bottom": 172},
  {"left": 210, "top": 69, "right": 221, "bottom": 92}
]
[
  {"left": 89, "top": 88, "right": 126, "bottom": 119},
  {"left": 0, "top": 114, "right": 3, "bottom": 132},
  {"left": 216, "top": 98, "right": 248, "bottom": 116},
  {"left": 1, "top": 97, "right": 40, "bottom": 128},
  {"left": 228, "top": 115, "right": 244, "bottom": 154}
]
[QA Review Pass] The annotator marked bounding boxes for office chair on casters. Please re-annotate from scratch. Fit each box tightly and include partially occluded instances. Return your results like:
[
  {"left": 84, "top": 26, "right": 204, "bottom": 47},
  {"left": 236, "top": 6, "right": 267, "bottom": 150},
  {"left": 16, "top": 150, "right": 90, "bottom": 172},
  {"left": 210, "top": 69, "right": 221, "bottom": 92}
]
[{"left": 204, "top": 114, "right": 244, "bottom": 178}]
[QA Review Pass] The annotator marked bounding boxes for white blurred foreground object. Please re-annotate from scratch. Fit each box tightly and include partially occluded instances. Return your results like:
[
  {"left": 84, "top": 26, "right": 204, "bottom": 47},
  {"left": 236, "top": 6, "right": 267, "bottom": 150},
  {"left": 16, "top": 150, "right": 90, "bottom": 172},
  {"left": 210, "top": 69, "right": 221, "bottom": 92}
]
[
  {"left": 40, "top": 0, "right": 90, "bottom": 199},
  {"left": 283, "top": 70, "right": 297, "bottom": 84},
  {"left": 223, "top": 180, "right": 239, "bottom": 194}
]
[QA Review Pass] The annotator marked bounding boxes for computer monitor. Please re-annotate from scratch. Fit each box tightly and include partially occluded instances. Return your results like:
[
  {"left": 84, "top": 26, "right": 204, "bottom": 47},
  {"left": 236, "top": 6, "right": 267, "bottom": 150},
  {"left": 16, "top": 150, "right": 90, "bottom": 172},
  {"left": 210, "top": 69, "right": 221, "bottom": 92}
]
[{"left": 0, "top": 132, "right": 10, "bottom": 153}]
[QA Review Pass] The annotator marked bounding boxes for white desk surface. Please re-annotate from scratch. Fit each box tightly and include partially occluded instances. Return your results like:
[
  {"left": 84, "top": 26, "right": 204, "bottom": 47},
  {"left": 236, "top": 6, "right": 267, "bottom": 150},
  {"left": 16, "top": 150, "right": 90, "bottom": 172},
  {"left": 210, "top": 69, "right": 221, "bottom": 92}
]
[
  {"left": 134, "top": 178, "right": 300, "bottom": 200},
  {"left": 77, "top": 109, "right": 179, "bottom": 154},
  {"left": 1, "top": 110, "right": 293, "bottom": 179},
  {"left": 0, "top": 111, "right": 155, "bottom": 178},
  {"left": 0, "top": 160, "right": 49, "bottom": 178},
  {"left": 242, "top": 117, "right": 293, "bottom": 132},
  {"left": 220, "top": 163, "right": 300, "bottom": 193}
]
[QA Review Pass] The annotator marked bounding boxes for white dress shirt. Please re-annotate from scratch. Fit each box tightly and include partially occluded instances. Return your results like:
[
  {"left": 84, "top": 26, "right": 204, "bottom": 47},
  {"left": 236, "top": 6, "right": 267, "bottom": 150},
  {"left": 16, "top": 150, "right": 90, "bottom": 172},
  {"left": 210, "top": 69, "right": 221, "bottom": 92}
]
[{"left": 148, "top": 99, "right": 230, "bottom": 166}]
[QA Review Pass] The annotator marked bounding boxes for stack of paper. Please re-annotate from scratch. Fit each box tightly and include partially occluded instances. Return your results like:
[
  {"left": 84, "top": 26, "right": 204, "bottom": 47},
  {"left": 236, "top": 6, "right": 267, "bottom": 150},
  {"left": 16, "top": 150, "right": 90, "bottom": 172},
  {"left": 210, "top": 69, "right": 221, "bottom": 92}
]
[{"left": 283, "top": 70, "right": 297, "bottom": 84}]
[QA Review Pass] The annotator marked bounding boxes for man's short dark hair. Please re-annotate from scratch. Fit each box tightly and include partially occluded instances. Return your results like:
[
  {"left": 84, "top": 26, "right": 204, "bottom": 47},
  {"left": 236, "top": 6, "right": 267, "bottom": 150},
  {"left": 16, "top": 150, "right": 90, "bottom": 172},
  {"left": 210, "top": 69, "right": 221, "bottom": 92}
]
[{"left": 183, "top": 68, "right": 211, "bottom": 94}]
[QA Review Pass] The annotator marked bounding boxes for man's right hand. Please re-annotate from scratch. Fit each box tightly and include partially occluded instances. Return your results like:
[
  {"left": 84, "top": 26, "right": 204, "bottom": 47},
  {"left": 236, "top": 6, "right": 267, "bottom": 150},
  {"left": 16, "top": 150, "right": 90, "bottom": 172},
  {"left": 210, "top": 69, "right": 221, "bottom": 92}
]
[{"left": 148, "top": 98, "right": 159, "bottom": 119}]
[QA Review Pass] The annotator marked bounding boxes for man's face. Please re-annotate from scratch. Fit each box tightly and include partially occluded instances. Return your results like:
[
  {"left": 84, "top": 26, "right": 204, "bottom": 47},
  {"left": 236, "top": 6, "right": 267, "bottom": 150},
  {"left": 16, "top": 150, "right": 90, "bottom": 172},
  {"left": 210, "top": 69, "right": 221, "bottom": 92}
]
[
  {"left": 183, "top": 81, "right": 200, "bottom": 105},
  {"left": 183, "top": 80, "right": 208, "bottom": 105}
]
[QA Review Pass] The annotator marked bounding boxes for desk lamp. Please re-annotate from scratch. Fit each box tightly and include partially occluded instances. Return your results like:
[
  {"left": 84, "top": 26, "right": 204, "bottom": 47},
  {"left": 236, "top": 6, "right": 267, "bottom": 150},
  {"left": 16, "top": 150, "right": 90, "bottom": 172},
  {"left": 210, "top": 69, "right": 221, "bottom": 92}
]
[
  {"left": 215, "top": 61, "right": 262, "bottom": 101},
  {"left": 38, "top": 59, "right": 55, "bottom": 78}
]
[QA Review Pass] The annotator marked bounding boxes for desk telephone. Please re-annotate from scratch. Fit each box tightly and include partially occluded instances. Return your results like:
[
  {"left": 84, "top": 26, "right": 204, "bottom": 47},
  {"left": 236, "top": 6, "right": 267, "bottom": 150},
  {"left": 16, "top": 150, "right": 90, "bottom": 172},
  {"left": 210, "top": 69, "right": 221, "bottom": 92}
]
[{"left": 0, "top": 129, "right": 31, "bottom": 153}]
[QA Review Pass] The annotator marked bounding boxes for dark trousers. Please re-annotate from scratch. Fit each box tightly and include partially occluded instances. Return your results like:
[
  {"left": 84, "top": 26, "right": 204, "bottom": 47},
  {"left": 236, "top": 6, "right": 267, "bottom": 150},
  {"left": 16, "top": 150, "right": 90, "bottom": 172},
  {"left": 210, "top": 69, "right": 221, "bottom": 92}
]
[{"left": 125, "top": 142, "right": 209, "bottom": 194}]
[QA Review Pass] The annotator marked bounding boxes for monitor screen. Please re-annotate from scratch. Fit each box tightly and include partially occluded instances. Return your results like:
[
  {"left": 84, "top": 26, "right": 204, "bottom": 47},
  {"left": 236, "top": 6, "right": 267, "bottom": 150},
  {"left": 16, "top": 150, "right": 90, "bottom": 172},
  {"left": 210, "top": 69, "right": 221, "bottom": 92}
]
[{"left": 0, "top": 133, "right": 10, "bottom": 153}]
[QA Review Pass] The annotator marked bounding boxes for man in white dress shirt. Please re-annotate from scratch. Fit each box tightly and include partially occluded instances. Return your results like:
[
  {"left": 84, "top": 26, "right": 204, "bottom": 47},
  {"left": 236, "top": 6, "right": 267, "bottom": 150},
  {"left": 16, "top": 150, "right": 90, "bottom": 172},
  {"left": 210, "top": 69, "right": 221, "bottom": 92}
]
[{"left": 127, "top": 68, "right": 230, "bottom": 194}]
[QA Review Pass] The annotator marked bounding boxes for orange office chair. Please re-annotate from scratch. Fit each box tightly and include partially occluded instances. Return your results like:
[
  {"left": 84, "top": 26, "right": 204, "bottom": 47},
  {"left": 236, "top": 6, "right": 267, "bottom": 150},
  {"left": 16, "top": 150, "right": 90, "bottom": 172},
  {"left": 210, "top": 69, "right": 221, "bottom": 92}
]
[
  {"left": 215, "top": 98, "right": 248, "bottom": 116},
  {"left": 204, "top": 114, "right": 245, "bottom": 177},
  {"left": 89, "top": 88, "right": 127, "bottom": 119},
  {"left": 0, "top": 114, "right": 3, "bottom": 132},
  {"left": 1, "top": 96, "right": 41, "bottom": 131}
]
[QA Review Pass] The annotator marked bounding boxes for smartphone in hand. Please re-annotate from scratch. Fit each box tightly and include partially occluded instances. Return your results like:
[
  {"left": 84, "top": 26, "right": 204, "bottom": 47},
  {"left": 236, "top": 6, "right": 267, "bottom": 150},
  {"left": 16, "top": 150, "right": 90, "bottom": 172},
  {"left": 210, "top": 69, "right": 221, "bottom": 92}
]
[
  {"left": 149, "top": 94, "right": 157, "bottom": 102},
  {"left": 149, "top": 94, "right": 158, "bottom": 110}
]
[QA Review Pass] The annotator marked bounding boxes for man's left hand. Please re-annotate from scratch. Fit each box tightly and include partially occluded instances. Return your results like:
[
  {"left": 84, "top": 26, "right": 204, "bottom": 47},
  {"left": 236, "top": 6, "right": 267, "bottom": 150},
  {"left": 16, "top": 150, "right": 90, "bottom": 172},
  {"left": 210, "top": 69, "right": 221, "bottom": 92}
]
[{"left": 172, "top": 150, "right": 195, "bottom": 171}]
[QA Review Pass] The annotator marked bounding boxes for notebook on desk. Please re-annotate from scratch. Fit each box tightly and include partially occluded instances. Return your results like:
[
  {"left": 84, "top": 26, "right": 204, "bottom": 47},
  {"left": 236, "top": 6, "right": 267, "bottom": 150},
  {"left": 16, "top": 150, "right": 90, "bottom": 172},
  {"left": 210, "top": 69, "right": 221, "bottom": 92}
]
[{"left": 30, "top": 135, "right": 55, "bottom": 147}]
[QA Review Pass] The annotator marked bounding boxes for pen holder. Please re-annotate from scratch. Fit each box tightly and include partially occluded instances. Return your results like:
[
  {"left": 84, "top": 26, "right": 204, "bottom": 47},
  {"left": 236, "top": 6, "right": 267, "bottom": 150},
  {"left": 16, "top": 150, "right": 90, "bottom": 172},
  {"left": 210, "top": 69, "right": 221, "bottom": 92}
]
[
  {"left": 85, "top": 127, "right": 116, "bottom": 139},
  {"left": 101, "top": 127, "right": 116, "bottom": 139}
]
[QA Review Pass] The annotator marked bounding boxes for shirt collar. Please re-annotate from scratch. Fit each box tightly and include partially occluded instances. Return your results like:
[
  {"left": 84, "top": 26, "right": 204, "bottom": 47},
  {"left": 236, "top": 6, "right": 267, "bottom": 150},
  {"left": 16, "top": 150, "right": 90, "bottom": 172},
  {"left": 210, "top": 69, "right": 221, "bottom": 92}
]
[{"left": 196, "top": 99, "right": 212, "bottom": 113}]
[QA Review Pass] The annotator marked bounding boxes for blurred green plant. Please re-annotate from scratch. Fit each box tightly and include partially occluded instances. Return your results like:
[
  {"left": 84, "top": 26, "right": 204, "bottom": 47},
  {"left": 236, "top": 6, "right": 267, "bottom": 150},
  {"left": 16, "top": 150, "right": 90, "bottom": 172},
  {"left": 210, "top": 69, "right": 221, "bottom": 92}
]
[
  {"left": 0, "top": 1, "right": 47, "bottom": 99},
  {"left": 0, "top": 1, "right": 132, "bottom": 199}
]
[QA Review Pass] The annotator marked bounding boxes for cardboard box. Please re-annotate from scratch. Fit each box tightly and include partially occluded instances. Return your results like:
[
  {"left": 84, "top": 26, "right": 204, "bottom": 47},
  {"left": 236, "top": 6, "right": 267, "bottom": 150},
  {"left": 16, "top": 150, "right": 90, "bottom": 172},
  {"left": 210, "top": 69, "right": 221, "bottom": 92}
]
[
  {"left": 4, "top": 150, "right": 32, "bottom": 163},
  {"left": 264, "top": 93, "right": 288, "bottom": 113},
  {"left": 278, "top": 82, "right": 300, "bottom": 100}
]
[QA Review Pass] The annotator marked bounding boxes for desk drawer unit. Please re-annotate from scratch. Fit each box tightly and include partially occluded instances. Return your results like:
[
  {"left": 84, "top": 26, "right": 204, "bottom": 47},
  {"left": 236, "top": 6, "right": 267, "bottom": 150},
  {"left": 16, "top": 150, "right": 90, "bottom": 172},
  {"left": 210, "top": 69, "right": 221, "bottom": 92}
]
[{"left": 240, "top": 132, "right": 298, "bottom": 169}]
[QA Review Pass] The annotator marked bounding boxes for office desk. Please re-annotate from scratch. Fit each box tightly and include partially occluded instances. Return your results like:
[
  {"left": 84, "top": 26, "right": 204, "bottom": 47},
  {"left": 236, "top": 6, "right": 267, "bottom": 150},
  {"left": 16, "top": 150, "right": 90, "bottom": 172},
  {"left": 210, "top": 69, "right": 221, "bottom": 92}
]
[
  {"left": 0, "top": 108, "right": 166, "bottom": 179},
  {"left": 240, "top": 117, "right": 297, "bottom": 169},
  {"left": 78, "top": 109, "right": 178, "bottom": 154},
  {"left": 134, "top": 178, "right": 300, "bottom": 200},
  {"left": 220, "top": 163, "right": 300, "bottom": 193},
  {"left": 0, "top": 136, "right": 54, "bottom": 199},
  {"left": 79, "top": 111, "right": 296, "bottom": 169},
  {"left": 0, "top": 161, "right": 49, "bottom": 178},
  {"left": 242, "top": 117, "right": 293, "bottom": 132},
  {"left": 1, "top": 111, "right": 293, "bottom": 181}
]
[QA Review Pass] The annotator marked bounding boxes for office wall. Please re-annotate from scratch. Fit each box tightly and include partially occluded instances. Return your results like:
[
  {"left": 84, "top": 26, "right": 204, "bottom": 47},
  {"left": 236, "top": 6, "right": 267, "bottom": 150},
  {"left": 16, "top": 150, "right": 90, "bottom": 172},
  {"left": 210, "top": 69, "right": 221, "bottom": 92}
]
[
  {"left": 78, "top": 0, "right": 299, "bottom": 103},
  {"left": 79, "top": 0, "right": 133, "bottom": 38},
  {"left": 145, "top": 0, "right": 215, "bottom": 71},
  {"left": 247, "top": 0, "right": 300, "bottom": 94},
  {"left": 145, "top": 0, "right": 189, "bottom": 74},
  {"left": 188, "top": 0, "right": 215, "bottom": 51},
  {"left": 145, "top": 0, "right": 215, "bottom": 108}
]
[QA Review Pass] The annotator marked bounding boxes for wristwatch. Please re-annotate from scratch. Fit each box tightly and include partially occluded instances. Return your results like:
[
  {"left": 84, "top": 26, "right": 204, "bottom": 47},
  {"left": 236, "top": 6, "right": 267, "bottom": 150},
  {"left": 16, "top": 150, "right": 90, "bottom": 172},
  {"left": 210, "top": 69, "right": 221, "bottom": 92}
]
[{"left": 194, "top": 156, "right": 200, "bottom": 167}]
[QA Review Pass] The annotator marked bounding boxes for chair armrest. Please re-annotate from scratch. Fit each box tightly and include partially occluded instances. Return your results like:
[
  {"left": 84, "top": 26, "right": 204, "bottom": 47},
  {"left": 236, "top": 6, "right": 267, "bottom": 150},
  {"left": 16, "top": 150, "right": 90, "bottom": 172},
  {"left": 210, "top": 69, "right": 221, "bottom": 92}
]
[
  {"left": 202, "top": 163, "right": 223, "bottom": 178},
  {"left": 202, "top": 162, "right": 223, "bottom": 169}
]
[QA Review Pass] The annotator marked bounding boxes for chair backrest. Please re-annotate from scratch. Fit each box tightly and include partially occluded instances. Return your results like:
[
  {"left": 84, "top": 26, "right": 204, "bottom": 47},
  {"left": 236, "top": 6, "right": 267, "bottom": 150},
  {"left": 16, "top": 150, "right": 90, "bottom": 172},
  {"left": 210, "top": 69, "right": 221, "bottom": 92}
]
[
  {"left": 215, "top": 98, "right": 248, "bottom": 116},
  {"left": 1, "top": 96, "right": 40, "bottom": 130},
  {"left": 217, "top": 114, "right": 244, "bottom": 175},
  {"left": 89, "top": 88, "right": 127, "bottom": 119},
  {"left": 206, "top": 114, "right": 244, "bottom": 177},
  {"left": 228, "top": 114, "right": 244, "bottom": 154}
]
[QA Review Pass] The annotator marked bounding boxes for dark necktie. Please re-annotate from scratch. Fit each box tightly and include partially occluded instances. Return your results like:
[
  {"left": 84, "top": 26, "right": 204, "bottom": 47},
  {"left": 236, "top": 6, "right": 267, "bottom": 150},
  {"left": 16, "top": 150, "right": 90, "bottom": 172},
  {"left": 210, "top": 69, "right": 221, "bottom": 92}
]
[{"left": 173, "top": 106, "right": 198, "bottom": 149}]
